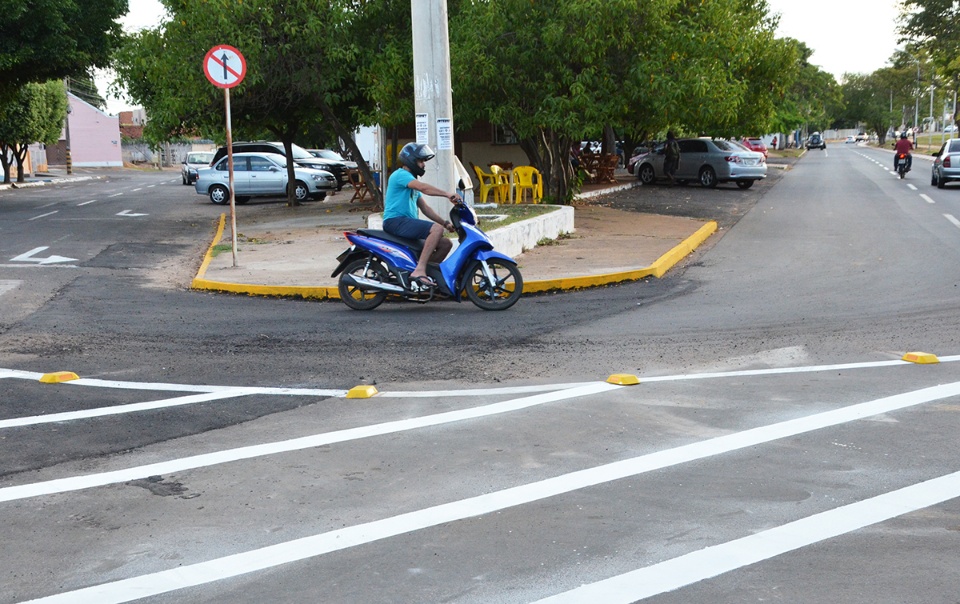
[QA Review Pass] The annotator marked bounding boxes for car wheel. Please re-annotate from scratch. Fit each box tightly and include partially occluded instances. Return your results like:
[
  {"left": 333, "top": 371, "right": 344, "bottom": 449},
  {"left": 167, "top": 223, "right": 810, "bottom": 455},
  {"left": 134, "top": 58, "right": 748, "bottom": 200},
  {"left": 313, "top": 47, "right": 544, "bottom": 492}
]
[
  {"left": 235, "top": 196, "right": 250, "bottom": 205},
  {"left": 182, "top": 174, "right": 187, "bottom": 185},
  {"left": 699, "top": 166, "right": 717, "bottom": 188},
  {"left": 736, "top": 180, "right": 754, "bottom": 189},
  {"left": 938, "top": 171, "right": 946, "bottom": 189},
  {"left": 638, "top": 164, "right": 656, "bottom": 185},
  {"left": 209, "top": 184, "right": 229, "bottom": 205},
  {"left": 291, "top": 180, "right": 310, "bottom": 202},
  {"left": 932, "top": 171, "right": 938, "bottom": 186},
  {"left": 311, "top": 192, "right": 327, "bottom": 201}
]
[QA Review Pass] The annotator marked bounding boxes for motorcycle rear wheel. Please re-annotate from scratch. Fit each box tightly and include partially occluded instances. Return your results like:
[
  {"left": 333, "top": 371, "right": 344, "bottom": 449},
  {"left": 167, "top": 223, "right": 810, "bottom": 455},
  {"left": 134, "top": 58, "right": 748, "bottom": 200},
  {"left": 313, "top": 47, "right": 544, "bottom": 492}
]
[
  {"left": 339, "top": 258, "right": 389, "bottom": 310},
  {"left": 464, "top": 258, "right": 523, "bottom": 310}
]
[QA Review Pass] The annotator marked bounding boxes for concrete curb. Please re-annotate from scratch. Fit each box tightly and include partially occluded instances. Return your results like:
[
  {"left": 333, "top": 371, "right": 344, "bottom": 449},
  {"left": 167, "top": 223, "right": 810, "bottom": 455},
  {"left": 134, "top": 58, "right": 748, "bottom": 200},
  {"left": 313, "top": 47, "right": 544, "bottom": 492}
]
[{"left": 190, "top": 212, "right": 718, "bottom": 301}]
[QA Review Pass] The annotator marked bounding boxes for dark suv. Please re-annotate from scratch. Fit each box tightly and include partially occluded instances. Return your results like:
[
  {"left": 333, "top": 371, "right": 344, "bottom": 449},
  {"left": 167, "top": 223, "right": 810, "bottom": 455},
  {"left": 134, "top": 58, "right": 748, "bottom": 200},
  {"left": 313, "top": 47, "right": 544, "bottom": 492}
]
[
  {"left": 805, "top": 132, "right": 826, "bottom": 150},
  {"left": 210, "top": 142, "right": 348, "bottom": 190}
]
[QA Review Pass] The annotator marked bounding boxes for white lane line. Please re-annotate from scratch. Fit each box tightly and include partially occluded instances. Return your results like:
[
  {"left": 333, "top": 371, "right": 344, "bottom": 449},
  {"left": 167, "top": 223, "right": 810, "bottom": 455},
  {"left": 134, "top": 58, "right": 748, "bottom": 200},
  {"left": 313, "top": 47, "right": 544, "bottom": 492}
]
[
  {"left": 108, "top": 192, "right": 123, "bottom": 198},
  {"left": 0, "top": 390, "right": 258, "bottom": 429},
  {"left": 22, "top": 381, "right": 960, "bottom": 604},
  {"left": 920, "top": 194, "right": 935, "bottom": 204},
  {"left": 28, "top": 211, "right": 57, "bottom": 221},
  {"left": 131, "top": 188, "right": 142, "bottom": 192},
  {"left": 77, "top": 200, "right": 97, "bottom": 206},
  {"left": 534, "top": 470, "right": 960, "bottom": 603},
  {"left": 944, "top": 214, "right": 960, "bottom": 229},
  {"left": 147, "top": 185, "right": 156, "bottom": 188},
  {"left": 0, "top": 382, "right": 621, "bottom": 503},
  {"left": 907, "top": 184, "right": 918, "bottom": 190}
]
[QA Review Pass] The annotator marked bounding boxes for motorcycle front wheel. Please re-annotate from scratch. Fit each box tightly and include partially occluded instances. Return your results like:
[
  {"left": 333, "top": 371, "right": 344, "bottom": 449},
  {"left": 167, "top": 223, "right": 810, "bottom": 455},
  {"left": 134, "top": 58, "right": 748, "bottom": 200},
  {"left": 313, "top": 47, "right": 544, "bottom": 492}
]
[
  {"left": 338, "top": 258, "right": 389, "bottom": 310},
  {"left": 464, "top": 258, "right": 523, "bottom": 310}
]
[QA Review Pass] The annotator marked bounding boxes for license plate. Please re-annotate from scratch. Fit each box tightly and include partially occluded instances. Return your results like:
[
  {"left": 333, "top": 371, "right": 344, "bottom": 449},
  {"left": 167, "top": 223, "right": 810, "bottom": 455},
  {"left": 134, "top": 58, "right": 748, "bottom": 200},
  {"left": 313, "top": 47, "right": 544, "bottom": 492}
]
[{"left": 743, "top": 159, "right": 757, "bottom": 166}]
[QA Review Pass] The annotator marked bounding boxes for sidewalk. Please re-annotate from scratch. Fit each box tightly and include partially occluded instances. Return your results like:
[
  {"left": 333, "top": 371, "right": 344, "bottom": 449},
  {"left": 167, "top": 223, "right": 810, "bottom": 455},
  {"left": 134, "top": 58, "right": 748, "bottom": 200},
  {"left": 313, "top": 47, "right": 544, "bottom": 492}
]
[{"left": 192, "top": 174, "right": 717, "bottom": 300}]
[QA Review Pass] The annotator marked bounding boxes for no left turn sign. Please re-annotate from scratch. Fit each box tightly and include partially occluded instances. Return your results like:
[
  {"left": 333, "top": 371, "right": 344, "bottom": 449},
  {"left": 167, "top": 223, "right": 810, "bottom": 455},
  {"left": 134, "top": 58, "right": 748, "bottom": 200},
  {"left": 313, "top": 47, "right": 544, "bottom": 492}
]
[{"left": 203, "top": 45, "right": 246, "bottom": 88}]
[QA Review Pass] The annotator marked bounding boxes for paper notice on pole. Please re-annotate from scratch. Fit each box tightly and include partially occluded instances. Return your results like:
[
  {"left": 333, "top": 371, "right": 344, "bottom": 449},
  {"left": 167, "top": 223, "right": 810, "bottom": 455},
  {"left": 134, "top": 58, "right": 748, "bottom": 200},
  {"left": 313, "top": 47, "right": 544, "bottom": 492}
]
[
  {"left": 437, "top": 118, "right": 452, "bottom": 150},
  {"left": 415, "top": 113, "right": 429, "bottom": 144}
]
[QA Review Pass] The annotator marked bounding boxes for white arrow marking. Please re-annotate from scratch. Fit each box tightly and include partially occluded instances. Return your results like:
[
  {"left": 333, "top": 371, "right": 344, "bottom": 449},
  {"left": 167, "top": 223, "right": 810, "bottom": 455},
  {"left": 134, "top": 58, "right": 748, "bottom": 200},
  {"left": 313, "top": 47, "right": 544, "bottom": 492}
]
[
  {"left": 9, "top": 247, "right": 78, "bottom": 265},
  {"left": 116, "top": 210, "right": 148, "bottom": 217}
]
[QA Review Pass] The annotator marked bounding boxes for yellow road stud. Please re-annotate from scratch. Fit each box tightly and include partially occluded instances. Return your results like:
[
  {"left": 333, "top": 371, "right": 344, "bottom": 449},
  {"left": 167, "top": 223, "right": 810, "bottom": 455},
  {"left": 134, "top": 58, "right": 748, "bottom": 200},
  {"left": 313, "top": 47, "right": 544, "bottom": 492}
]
[
  {"left": 346, "top": 385, "right": 379, "bottom": 399},
  {"left": 902, "top": 352, "right": 939, "bottom": 364},
  {"left": 39, "top": 371, "right": 80, "bottom": 383},
  {"left": 606, "top": 373, "right": 640, "bottom": 385}
]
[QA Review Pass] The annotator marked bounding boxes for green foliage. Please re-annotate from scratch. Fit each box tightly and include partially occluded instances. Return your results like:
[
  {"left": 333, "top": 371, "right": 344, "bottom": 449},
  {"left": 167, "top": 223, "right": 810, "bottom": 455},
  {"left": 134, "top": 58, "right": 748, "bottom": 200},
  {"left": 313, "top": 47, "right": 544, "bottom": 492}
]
[
  {"left": 0, "top": 0, "right": 126, "bottom": 101},
  {"left": 899, "top": 0, "right": 960, "bottom": 127},
  {"left": 769, "top": 39, "right": 841, "bottom": 134},
  {"left": 0, "top": 81, "right": 68, "bottom": 183}
]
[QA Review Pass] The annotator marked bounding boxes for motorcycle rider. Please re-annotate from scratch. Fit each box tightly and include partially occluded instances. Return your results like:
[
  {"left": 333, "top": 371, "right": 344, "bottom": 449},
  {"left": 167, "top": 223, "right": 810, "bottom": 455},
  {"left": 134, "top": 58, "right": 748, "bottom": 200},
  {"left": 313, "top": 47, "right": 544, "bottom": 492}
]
[
  {"left": 383, "top": 142, "right": 461, "bottom": 288},
  {"left": 893, "top": 131, "right": 914, "bottom": 173}
]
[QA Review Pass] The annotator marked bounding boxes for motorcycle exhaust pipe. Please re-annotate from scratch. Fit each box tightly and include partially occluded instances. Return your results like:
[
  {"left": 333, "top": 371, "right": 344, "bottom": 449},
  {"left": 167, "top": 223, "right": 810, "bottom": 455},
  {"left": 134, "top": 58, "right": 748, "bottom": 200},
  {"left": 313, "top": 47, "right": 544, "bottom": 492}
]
[{"left": 341, "top": 273, "right": 405, "bottom": 293}]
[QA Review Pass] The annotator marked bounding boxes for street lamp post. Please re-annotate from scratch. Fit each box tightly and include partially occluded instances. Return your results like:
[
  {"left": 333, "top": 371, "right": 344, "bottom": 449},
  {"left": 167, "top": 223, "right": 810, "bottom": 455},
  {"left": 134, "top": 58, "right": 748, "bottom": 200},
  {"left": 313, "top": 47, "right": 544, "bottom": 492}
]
[{"left": 914, "top": 59, "right": 920, "bottom": 145}]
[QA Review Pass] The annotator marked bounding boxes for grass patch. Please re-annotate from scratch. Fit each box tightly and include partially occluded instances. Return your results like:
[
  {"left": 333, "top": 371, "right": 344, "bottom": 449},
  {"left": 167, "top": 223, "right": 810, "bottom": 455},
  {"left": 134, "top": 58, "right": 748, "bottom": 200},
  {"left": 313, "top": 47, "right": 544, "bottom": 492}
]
[
  {"left": 475, "top": 204, "right": 558, "bottom": 230},
  {"left": 210, "top": 243, "right": 234, "bottom": 257},
  {"left": 767, "top": 148, "right": 804, "bottom": 159},
  {"left": 536, "top": 231, "right": 575, "bottom": 247}
]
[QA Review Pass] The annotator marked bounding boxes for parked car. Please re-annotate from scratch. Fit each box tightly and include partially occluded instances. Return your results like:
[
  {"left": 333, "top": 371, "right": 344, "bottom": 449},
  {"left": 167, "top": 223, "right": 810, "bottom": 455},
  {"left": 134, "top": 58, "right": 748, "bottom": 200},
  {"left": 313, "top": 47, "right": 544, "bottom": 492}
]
[
  {"left": 856, "top": 132, "right": 869, "bottom": 142},
  {"left": 931, "top": 138, "right": 960, "bottom": 189},
  {"left": 627, "top": 142, "right": 662, "bottom": 174},
  {"left": 805, "top": 132, "right": 826, "bottom": 150},
  {"left": 194, "top": 152, "right": 337, "bottom": 205},
  {"left": 944, "top": 125, "right": 958, "bottom": 133},
  {"left": 845, "top": 136, "right": 856, "bottom": 144},
  {"left": 634, "top": 138, "right": 766, "bottom": 189},
  {"left": 210, "top": 141, "right": 348, "bottom": 190},
  {"left": 740, "top": 137, "right": 768, "bottom": 157},
  {"left": 181, "top": 151, "right": 215, "bottom": 185}
]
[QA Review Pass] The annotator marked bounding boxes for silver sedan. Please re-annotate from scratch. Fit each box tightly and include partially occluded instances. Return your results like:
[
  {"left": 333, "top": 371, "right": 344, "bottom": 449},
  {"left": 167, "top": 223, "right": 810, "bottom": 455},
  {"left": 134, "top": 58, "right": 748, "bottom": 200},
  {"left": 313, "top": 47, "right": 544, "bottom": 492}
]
[
  {"left": 194, "top": 152, "right": 338, "bottom": 204},
  {"left": 635, "top": 138, "right": 767, "bottom": 189},
  {"left": 931, "top": 138, "right": 960, "bottom": 189}
]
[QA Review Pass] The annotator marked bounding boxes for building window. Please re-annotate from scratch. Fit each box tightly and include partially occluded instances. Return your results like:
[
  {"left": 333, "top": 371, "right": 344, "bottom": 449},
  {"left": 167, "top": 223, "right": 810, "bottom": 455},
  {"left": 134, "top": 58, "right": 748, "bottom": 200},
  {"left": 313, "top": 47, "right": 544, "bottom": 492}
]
[{"left": 493, "top": 124, "right": 518, "bottom": 145}]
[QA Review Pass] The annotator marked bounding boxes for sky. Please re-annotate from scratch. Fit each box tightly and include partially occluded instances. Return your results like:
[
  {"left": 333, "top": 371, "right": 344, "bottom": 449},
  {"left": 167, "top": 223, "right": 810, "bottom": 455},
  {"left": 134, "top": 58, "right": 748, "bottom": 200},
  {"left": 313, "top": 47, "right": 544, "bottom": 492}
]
[{"left": 98, "top": 0, "right": 904, "bottom": 114}]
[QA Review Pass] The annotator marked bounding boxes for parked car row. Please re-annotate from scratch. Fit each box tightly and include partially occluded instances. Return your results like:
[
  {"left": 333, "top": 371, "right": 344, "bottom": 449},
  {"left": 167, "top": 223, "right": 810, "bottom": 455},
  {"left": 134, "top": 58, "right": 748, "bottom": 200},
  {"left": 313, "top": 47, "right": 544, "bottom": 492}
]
[
  {"left": 931, "top": 138, "right": 960, "bottom": 189},
  {"left": 208, "top": 141, "right": 350, "bottom": 190},
  {"left": 193, "top": 152, "right": 338, "bottom": 204}
]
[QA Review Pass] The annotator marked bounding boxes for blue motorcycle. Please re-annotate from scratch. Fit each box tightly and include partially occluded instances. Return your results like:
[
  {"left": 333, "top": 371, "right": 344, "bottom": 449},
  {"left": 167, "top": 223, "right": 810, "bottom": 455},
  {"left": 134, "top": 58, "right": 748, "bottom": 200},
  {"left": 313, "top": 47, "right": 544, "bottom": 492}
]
[{"left": 331, "top": 202, "right": 523, "bottom": 310}]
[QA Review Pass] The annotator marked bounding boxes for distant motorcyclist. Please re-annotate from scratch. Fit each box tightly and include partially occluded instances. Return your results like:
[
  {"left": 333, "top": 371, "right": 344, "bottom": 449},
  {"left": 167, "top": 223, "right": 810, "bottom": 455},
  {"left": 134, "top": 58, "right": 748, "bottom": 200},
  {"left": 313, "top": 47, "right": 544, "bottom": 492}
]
[{"left": 893, "top": 132, "right": 914, "bottom": 173}]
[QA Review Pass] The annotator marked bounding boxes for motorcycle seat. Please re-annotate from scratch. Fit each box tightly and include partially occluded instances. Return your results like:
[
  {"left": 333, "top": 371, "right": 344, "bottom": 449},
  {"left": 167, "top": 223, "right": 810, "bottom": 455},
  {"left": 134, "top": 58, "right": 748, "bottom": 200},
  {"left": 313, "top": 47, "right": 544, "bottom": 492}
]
[{"left": 357, "top": 229, "right": 425, "bottom": 255}]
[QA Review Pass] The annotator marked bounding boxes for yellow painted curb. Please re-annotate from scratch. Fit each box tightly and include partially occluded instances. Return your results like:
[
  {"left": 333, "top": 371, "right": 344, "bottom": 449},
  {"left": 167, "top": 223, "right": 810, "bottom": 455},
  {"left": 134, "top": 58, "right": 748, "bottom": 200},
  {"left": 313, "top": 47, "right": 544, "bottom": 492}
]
[
  {"left": 190, "top": 214, "right": 340, "bottom": 300},
  {"left": 606, "top": 373, "right": 640, "bottom": 385},
  {"left": 524, "top": 220, "right": 717, "bottom": 292},
  {"left": 346, "top": 385, "right": 379, "bottom": 399},
  {"left": 39, "top": 371, "right": 80, "bottom": 383},
  {"left": 902, "top": 351, "right": 939, "bottom": 364}
]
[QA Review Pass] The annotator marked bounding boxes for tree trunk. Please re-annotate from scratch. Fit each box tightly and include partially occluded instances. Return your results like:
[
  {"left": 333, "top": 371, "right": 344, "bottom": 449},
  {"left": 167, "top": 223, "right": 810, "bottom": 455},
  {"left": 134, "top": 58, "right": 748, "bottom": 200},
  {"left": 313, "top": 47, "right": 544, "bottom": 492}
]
[
  {"left": 14, "top": 144, "right": 29, "bottom": 183},
  {"left": 317, "top": 100, "right": 383, "bottom": 210},
  {"left": 518, "top": 128, "right": 576, "bottom": 204},
  {"left": 0, "top": 143, "right": 12, "bottom": 184}
]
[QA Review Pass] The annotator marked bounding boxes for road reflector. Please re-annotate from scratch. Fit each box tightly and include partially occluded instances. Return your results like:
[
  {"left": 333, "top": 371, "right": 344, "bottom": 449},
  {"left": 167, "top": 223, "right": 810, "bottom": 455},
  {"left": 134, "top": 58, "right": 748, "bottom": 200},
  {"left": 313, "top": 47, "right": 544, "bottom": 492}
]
[
  {"left": 39, "top": 371, "right": 80, "bottom": 383},
  {"left": 902, "top": 352, "right": 939, "bottom": 364},
  {"left": 346, "top": 385, "right": 379, "bottom": 399},
  {"left": 607, "top": 373, "right": 640, "bottom": 386}
]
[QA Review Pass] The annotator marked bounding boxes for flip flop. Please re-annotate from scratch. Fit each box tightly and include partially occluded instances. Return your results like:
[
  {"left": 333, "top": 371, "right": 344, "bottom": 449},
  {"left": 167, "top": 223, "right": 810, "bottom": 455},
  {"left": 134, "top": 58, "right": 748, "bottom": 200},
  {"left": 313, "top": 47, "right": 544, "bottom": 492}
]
[{"left": 411, "top": 275, "right": 436, "bottom": 288}]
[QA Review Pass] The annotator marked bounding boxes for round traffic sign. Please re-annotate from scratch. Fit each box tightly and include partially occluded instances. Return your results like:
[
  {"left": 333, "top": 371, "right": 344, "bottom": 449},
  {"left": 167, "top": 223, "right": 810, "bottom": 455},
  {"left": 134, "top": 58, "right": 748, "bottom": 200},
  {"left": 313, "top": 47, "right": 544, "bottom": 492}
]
[{"left": 203, "top": 45, "right": 246, "bottom": 89}]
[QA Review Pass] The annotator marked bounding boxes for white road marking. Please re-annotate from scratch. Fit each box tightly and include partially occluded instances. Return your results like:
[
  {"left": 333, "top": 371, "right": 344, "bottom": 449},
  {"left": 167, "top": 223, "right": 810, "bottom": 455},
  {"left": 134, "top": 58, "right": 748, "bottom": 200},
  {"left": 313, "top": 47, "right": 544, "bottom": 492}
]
[
  {"left": 131, "top": 188, "right": 142, "bottom": 192},
  {"left": 0, "top": 382, "right": 620, "bottom": 503},
  {"left": 116, "top": 210, "right": 148, "bottom": 217},
  {"left": 28, "top": 211, "right": 57, "bottom": 221},
  {"left": 534, "top": 470, "right": 960, "bottom": 603},
  {"left": 0, "top": 390, "right": 259, "bottom": 429},
  {"left": 920, "top": 194, "right": 935, "bottom": 204},
  {"left": 108, "top": 192, "right": 123, "bottom": 198},
  {"left": 944, "top": 214, "right": 960, "bottom": 229},
  {"left": 0, "top": 280, "right": 20, "bottom": 296},
  {"left": 9, "top": 247, "right": 77, "bottom": 265},
  {"left": 77, "top": 200, "right": 97, "bottom": 206},
  {"left": 21, "top": 381, "right": 960, "bottom": 603},
  {"left": 907, "top": 184, "right": 918, "bottom": 190}
]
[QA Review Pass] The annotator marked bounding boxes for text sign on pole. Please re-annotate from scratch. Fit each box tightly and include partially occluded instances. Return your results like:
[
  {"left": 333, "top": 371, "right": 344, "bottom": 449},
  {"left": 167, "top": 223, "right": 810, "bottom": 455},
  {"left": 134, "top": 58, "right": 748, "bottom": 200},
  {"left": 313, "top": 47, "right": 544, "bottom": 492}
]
[{"left": 203, "top": 45, "right": 247, "bottom": 89}]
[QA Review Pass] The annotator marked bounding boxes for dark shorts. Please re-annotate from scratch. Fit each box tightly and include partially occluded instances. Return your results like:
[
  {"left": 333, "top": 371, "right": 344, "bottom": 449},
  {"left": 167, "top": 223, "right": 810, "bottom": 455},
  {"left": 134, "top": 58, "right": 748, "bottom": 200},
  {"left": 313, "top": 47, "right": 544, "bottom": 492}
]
[{"left": 383, "top": 216, "right": 433, "bottom": 240}]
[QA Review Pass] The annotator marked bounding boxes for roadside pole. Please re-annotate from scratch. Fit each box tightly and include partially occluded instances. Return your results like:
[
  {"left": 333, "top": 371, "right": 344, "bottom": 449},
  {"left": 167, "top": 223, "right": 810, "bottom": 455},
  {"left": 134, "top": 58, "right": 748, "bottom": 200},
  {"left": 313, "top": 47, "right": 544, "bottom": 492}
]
[
  {"left": 411, "top": 0, "right": 456, "bottom": 217},
  {"left": 203, "top": 45, "right": 247, "bottom": 268}
]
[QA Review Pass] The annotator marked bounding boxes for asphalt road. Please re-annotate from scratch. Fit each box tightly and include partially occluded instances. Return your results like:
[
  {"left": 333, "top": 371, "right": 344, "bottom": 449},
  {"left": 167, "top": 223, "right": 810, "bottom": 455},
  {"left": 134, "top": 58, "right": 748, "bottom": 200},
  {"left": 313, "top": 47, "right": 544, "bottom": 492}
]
[{"left": 2, "top": 148, "right": 960, "bottom": 603}]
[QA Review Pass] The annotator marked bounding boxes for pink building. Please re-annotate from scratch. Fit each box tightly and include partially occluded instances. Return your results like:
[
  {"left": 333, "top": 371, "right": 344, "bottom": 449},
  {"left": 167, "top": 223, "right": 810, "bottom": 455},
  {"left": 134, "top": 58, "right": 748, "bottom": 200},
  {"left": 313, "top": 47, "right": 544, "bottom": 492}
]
[{"left": 47, "top": 92, "right": 123, "bottom": 167}]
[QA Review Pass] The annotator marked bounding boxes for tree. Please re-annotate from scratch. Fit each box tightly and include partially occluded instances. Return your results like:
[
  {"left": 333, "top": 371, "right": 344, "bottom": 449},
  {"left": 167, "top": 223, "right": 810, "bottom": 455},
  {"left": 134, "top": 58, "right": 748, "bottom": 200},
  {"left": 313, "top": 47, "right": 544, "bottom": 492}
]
[
  {"left": 112, "top": 0, "right": 378, "bottom": 206},
  {"left": 899, "top": 0, "right": 960, "bottom": 128},
  {"left": 770, "top": 40, "right": 843, "bottom": 137},
  {"left": 0, "top": 0, "right": 126, "bottom": 102},
  {"left": 0, "top": 81, "right": 68, "bottom": 184},
  {"left": 451, "top": 0, "right": 796, "bottom": 202}
]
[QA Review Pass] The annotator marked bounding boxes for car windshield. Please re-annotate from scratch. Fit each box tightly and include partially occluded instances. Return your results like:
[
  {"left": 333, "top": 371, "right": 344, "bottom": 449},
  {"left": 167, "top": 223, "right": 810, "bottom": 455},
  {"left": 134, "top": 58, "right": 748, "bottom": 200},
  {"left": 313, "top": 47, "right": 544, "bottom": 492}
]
[
  {"left": 712, "top": 140, "right": 736, "bottom": 152},
  {"left": 950, "top": 140, "right": 960, "bottom": 152},
  {"left": 726, "top": 140, "right": 750, "bottom": 151},
  {"left": 288, "top": 143, "right": 314, "bottom": 160},
  {"left": 313, "top": 149, "right": 345, "bottom": 161},
  {"left": 747, "top": 139, "right": 763, "bottom": 145},
  {"left": 188, "top": 152, "right": 214, "bottom": 164}
]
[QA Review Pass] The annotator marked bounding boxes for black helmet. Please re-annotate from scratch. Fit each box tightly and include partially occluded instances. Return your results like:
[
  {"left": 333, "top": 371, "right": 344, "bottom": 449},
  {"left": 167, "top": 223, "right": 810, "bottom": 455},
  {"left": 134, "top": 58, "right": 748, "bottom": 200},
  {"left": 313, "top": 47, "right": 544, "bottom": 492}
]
[
  {"left": 398, "top": 142, "right": 435, "bottom": 177},
  {"left": 901, "top": 131, "right": 908, "bottom": 139}
]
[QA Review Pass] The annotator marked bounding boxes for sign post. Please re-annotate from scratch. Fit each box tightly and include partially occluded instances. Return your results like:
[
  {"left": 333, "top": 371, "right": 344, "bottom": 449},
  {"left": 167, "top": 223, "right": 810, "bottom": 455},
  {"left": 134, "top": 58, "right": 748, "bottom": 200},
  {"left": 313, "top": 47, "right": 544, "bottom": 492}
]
[{"left": 203, "top": 44, "right": 247, "bottom": 267}]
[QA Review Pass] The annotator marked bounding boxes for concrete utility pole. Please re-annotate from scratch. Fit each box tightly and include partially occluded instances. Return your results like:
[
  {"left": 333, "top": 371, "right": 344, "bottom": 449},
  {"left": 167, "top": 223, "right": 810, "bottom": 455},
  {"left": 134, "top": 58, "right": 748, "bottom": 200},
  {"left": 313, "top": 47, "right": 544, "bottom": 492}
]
[{"left": 411, "top": 0, "right": 456, "bottom": 218}]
